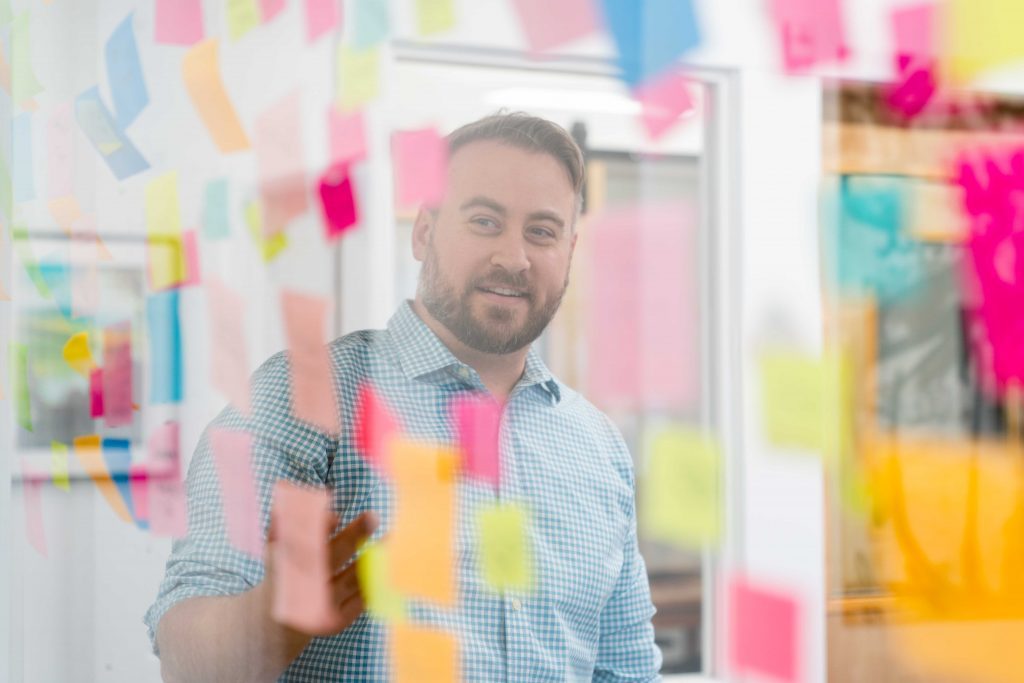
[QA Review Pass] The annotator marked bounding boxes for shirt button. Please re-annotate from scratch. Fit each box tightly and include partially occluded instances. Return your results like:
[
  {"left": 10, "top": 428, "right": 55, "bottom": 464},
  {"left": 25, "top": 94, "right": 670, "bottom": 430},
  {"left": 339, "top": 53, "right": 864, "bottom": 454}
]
[{"left": 511, "top": 598, "right": 522, "bottom": 611}]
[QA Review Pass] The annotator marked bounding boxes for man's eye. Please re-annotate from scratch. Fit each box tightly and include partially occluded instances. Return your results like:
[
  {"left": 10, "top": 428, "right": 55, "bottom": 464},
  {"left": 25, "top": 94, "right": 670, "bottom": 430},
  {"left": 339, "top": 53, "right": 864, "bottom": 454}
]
[
  {"left": 529, "top": 227, "right": 556, "bottom": 240},
  {"left": 472, "top": 217, "right": 499, "bottom": 230}
]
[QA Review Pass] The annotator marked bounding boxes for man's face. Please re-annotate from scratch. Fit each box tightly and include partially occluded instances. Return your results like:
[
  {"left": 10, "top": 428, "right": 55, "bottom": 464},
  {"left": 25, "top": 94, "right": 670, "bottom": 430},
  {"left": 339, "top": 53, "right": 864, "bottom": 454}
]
[{"left": 413, "top": 140, "right": 578, "bottom": 355}]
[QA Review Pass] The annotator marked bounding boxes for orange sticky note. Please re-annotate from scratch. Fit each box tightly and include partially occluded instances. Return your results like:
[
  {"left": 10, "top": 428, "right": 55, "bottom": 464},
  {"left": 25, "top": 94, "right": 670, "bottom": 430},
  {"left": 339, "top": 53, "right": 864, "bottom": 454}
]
[
  {"left": 389, "top": 439, "right": 458, "bottom": 606},
  {"left": 73, "top": 435, "right": 134, "bottom": 524},
  {"left": 391, "top": 623, "right": 459, "bottom": 683},
  {"left": 255, "top": 92, "right": 309, "bottom": 237},
  {"left": 281, "top": 290, "right": 339, "bottom": 434},
  {"left": 207, "top": 277, "right": 251, "bottom": 414},
  {"left": 182, "top": 39, "right": 251, "bottom": 153}
]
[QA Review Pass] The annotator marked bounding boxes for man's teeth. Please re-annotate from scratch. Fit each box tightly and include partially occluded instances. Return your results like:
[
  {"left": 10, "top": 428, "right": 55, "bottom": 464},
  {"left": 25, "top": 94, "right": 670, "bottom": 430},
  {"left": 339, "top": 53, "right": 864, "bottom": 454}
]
[{"left": 485, "top": 287, "right": 523, "bottom": 297}]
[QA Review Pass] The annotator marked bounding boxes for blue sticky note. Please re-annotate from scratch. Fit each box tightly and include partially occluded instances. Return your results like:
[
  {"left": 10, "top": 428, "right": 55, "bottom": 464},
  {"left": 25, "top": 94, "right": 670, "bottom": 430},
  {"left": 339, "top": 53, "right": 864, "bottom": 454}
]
[
  {"left": 352, "top": 0, "right": 389, "bottom": 50},
  {"left": 600, "top": 0, "right": 702, "bottom": 87},
  {"left": 74, "top": 86, "right": 150, "bottom": 180},
  {"left": 102, "top": 438, "right": 145, "bottom": 528},
  {"left": 202, "top": 178, "right": 231, "bottom": 240},
  {"left": 105, "top": 13, "right": 149, "bottom": 129},
  {"left": 147, "top": 289, "right": 183, "bottom": 404},
  {"left": 13, "top": 113, "right": 34, "bottom": 202},
  {"left": 38, "top": 262, "right": 73, "bottom": 319}
]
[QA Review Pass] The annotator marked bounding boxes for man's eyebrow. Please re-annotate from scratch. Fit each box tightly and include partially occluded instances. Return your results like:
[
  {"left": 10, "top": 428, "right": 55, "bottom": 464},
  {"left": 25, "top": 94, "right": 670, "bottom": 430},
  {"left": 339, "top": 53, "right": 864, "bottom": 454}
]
[
  {"left": 526, "top": 210, "right": 566, "bottom": 230},
  {"left": 459, "top": 196, "right": 507, "bottom": 215}
]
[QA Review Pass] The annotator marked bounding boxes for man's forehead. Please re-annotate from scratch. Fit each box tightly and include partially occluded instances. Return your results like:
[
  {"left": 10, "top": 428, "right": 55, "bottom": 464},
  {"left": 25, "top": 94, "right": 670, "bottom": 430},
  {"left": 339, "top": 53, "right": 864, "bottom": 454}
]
[{"left": 444, "top": 140, "right": 575, "bottom": 209}]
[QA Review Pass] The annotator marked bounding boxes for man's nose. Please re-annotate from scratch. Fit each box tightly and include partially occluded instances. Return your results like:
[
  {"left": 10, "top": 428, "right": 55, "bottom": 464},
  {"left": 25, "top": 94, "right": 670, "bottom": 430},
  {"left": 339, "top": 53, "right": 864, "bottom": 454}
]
[{"left": 489, "top": 231, "right": 530, "bottom": 273}]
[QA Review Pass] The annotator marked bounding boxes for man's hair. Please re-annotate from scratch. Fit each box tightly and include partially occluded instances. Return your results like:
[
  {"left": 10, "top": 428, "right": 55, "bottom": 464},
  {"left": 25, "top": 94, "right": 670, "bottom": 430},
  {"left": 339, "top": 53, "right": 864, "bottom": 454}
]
[{"left": 446, "top": 112, "right": 585, "bottom": 221}]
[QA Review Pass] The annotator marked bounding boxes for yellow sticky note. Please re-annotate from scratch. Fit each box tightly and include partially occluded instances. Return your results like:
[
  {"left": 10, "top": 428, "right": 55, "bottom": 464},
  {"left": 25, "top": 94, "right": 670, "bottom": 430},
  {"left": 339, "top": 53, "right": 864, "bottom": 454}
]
[
  {"left": 62, "top": 331, "right": 96, "bottom": 378},
  {"left": 943, "top": 0, "right": 1024, "bottom": 83},
  {"left": 389, "top": 439, "right": 457, "bottom": 606},
  {"left": 356, "top": 541, "right": 406, "bottom": 622},
  {"left": 51, "top": 441, "right": 70, "bottom": 491},
  {"left": 335, "top": 45, "right": 379, "bottom": 112},
  {"left": 227, "top": 0, "right": 261, "bottom": 41},
  {"left": 391, "top": 623, "right": 459, "bottom": 683},
  {"left": 640, "top": 426, "right": 720, "bottom": 548},
  {"left": 416, "top": 0, "right": 456, "bottom": 36},
  {"left": 145, "top": 171, "right": 186, "bottom": 290},
  {"left": 245, "top": 200, "right": 288, "bottom": 262},
  {"left": 477, "top": 502, "right": 532, "bottom": 592},
  {"left": 182, "top": 39, "right": 251, "bottom": 153}
]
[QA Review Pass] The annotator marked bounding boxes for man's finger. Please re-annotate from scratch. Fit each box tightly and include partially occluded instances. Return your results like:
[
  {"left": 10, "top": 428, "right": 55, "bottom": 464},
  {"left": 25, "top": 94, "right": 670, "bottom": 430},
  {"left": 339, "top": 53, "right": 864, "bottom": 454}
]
[
  {"left": 331, "top": 564, "right": 361, "bottom": 604},
  {"left": 328, "top": 511, "right": 377, "bottom": 571}
]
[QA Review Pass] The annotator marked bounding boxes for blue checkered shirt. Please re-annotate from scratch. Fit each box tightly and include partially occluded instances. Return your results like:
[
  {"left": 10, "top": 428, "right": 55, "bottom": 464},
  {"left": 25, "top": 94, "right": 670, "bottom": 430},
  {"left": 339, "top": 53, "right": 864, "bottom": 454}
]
[{"left": 145, "top": 301, "right": 661, "bottom": 681}]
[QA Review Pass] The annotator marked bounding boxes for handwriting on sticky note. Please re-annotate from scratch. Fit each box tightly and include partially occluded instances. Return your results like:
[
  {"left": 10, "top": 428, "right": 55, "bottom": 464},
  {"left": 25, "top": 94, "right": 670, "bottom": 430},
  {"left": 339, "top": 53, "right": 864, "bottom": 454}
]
[
  {"left": 147, "top": 289, "right": 183, "bottom": 404},
  {"left": 728, "top": 575, "right": 800, "bottom": 682},
  {"left": 477, "top": 502, "right": 532, "bottom": 592},
  {"left": 392, "top": 127, "right": 447, "bottom": 209},
  {"left": 105, "top": 13, "right": 149, "bottom": 128},
  {"left": 640, "top": 426, "right": 720, "bottom": 548},
  {"left": 182, "top": 40, "right": 251, "bottom": 152},
  {"left": 453, "top": 395, "right": 502, "bottom": 486},
  {"left": 355, "top": 382, "right": 400, "bottom": 472},
  {"left": 207, "top": 277, "right": 251, "bottom": 414},
  {"left": 305, "top": 0, "right": 341, "bottom": 42},
  {"left": 390, "top": 440, "right": 458, "bottom": 605},
  {"left": 281, "top": 290, "right": 340, "bottom": 433},
  {"left": 510, "top": 0, "right": 597, "bottom": 54},
  {"left": 335, "top": 45, "right": 379, "bottom": 111},
  {"left": 155, "top": 0, "right": 204, "bottom": 45},
  {"left": 318, "top": 162, "right": 359, "bottom": 241},
  {"left": 255, "top": 92, "right": 309, "bottom": 237},
  {"left": 145, "top": 171, "right": 185, "bottom": 291},
  {"left": 102, "top": 322, "right": 133, "bottom": 428},
  {"left": 211, "top": 428, "right": 262, "bottom": 557},
  {"left": 51, "top": 441, "right": 70, "bottom": 492},
  {"left": 390, "top": 623, "right": 459, "bottom": 683},
  {"left": 357, "top": 541, "right": 406, "bottom": 621}
]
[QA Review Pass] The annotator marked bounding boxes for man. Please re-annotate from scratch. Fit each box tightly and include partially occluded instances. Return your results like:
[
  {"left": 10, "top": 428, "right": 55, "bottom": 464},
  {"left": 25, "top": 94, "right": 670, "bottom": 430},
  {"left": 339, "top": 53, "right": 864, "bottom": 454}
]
[{"left": 146, "top": 113, "right": 662, "bottom": 681}]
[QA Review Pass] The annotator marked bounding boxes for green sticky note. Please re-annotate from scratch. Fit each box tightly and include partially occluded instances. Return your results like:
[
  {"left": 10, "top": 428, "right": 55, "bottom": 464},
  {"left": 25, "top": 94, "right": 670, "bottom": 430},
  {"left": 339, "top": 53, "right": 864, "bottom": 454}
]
[
  {"left": 203, "top": 178, "right": 231, "bottom": 240},
  {"left": 640, "top": 426, "right": 720, "bottom": 548},
  {"left": 51, "top": 441, "right": 70, "bottom": 491},
  {"left": 477, "top": 503, "right": 532, "bottom": 592},
  {"left": 245, "top": 200, "right": 288, "bottom": 262},
  {"left": 356, "top": 542, "right": 405, "bottom": 622},
  {"left": 12, "top": 342, "right": 32, "bottom": 432},
  {"left": 416, "top": 0, "right": 455, "bottom": 36},
  {"left": 227, "top": 0, "right": 261, "bottom": 41},
  {"left": 11, "top": 12, "right": 43, "bottom": 105}
]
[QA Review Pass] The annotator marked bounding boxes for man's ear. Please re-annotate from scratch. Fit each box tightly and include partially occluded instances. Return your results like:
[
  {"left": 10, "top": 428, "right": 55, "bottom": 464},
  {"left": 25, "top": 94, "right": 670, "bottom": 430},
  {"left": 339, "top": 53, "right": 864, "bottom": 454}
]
[{"left": 411, "top": 207, "right": 434, "bottom": 262}]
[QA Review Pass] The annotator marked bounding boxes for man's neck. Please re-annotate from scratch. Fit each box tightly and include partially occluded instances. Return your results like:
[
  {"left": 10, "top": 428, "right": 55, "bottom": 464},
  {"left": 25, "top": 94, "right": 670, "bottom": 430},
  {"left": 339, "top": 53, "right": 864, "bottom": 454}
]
[{"left": 410, "top": 299, "right": 528, "bottom": 402}]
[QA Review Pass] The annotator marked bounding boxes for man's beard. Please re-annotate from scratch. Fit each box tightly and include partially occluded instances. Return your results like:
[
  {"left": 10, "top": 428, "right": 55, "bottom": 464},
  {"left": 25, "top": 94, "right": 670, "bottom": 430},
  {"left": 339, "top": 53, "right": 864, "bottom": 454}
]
[{"left": 418, "top": 245, "right": 568, "bottom": 355}]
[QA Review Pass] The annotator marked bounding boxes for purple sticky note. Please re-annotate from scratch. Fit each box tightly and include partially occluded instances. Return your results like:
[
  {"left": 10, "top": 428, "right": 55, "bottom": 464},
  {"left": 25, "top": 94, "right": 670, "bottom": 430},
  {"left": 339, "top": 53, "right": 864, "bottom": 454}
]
[
  {"left": 392, "top": 128, "right": 447, "bottom": 209},
  {"left": 633, "top": 70, "right": 696, "bottom": 140},
  {"left": 770, "top": 0, "right": 849, "bottom": 73},
  {"left": 453, "top": 395, "right": 502, "bottom": 486},
  {"left": 47, "top": 101, "right": 74, "bottom": 198},
  {"left": 210, "top": 428, "right": 262, "bottom": 557},
  {"left": 90, "top": 367, "right": 104, "bottom": 418},
  {"left": 318, "top": 162, "right": 359, "bottom": 241},
  {"left": 102, "top": 321, "right": 133, "bottom": 428},
  {"left": 728, "top": 575, "right": 800, "bottom": 682},
  {"left": 510, "top": 0, "right": 598, "bottom": 54},
  {"left": 305, "top": 0, "right": 341, "bottom": 42},
  {"left": 155, "top": 0, "right": 204, "bottom": 45},
  {"left": 328, "top": 107, "right": 367, "bottom": 165}
]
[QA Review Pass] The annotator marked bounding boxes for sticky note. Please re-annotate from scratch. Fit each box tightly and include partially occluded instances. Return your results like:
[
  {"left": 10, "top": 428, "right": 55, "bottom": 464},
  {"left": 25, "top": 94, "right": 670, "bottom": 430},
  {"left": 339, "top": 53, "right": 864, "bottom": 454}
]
[
  {"left": 281, "top": 290, "right": 340, "bottom": 434},
  {"left": 885, "top": 4, "right": 938, "bottom": 119},
  {"left": 328, "top": 107, "right": 368, "bottom": 165},
  {"left": 510, "top": 0, "right": 598, "bottom": 54},
  {"left": 51, "top": 441, "right": 70, "bottom": 491},
  {"left": 599, "top": 0, "right": 701, "bottom": 87},
  {"left": 943, "top": 0, "right": 1024, "bottom": 83},
  {"left": 182, "top": 40, "right": 251, "bottom": 153},
  {"left": 769, "top": 0, "right": 849, "bottom": 73},
  {"left": 155, "top": 0, "right": 204, "bottom": 45},
  {"left": 351, "top": 0, "right": 389, "bottom": 50},
  {"left": 39, "top": 261, "right": 73, "bottom": 319},
  {"left": 245, "top": 200, "right": 289, "bottom": 262},
  {"left": 74, "top": 435, "right": 134, "bottom": 524},
  {"left": 633, "top": 69, "right": 695, "bottom": 140},
  {"left": 102, "top": 322, "right": 133, "bottom": 428},
  {"left": 181, "top": 229, "right": 202, "bottom": 287},
  {"left": 453, "top": 395, "right": 502, "bottom": 486},
  {"left": 728, "top": 576, "right": 800, "bottom": 682},
  {"left": 210, "top": 428, "right": 262, "bottom": 557},
  {"left": 148, "top": 421, "right": 181, "bottom": 479},
  {"left": 305, "top": 0, "right": 341, "bottom": 42},
  {"left": 74, "top": 86, "right": 150, "bottom": 180},
  {"left": 12, "top": 343, "right": 32, "bottom": 432},
  {"left": 147, "top": 289, "right": 184, "bottom": 404},
  {"left": 271, "top": 481, "right": 336, "bottom": 632},
  {"left": 892, "top": 3, "right": 937, "bottom": 62},
  {"left": 255, "top": 92, "right": 309, "bottom": 237},
  {"left": 130, "top": 463, "right": 150, "bottom": 527},
  {"left": 335, "top": 45, "right": 379, "bottom": 111},
  {"left": 390, "top": 440, "right": 458, "bottom": 605},
  {"left": 145, "top": 171, "right": 186, "bottom": 291},
  {"left": 106, "top": 13, "right": 149, "bottom": 128},
  {"left": 202, "top": 178, "right": 231, "bottom": 240},
  {"left": 390, "top": 624, "right": 459, "bottom": 683},
  {"left": 477, "top": 502, "right": 532, "bottom": 592},
  {"left": 63, "top": 331, "right": 96, "bottom": 378},
  {"left": 207, "top": 277, "right": 251, "bottom": 414},
  {"left": 46, "top": 101, "right": 74, "bottom": 198},
  {"left": 260, "top": 0, "right": 286, "bottom": 22},
  {"left": 227, "top": 0, "right": 261, "bottom": 41},
  {"left": 21, "top": 461, "right": 48, "bottom": 557},
  {"left": 11, "top": 13, "right": 43, "bottom": 105},
  {"left": 640, "top": 426, "right": 720, "bottom": 548},
  {"left": 13, "top": 113, "right": 34, "bottom": 202},
  {"left": 354, "top": 382, "right": 400, "bottom": 472},
  {"left": 89, "top": 367, "right": 104, "bottom": 418},
  {"left": 416, "top": 0, "right": 455, "bottom": 36},
  {"left": 318, "top": 162, "right": 359, "bottom": 240},
  {"left": 392, "top": 127, "right": 447, "bottom": 209},
  {"left": 102, "top": 438, "right": 137, "bottom": 523},
  {"left": 149, "top": 477, "right": 188, "bottom": 538},
  {"left": 356, "top": 541, "right": 406, "bottom": 621}
]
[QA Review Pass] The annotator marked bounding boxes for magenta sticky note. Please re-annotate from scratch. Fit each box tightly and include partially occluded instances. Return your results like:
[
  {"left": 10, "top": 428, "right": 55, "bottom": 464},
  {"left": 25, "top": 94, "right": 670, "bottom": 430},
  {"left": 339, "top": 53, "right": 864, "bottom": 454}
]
[
  {"left": 211, "top": 428, "right": 263, "bottom": 556},
  {"left": 155, "top": 0, "right": 204, "bottom": 45},
  {"left": 21, "top": 461, "right": 48, "bottom": 557},
  {"left": 149, "top": 477, "right": 188, "bottom": 538},
  {"left": 392, "top": 127, "right": 447, "bottom": 209},
  {"left": 884, "top": 3, "right": 938, "bottom": 119},
  {"left": 102, "top": 321, "right": 133, "bottom": 428},
  {"left": 207, "top": 278, "right": 252, "bottom": 414},
  {"left": 633, "top": 70, "right": 696, "bottom": 140},
  {"left": 305, "top": 0, "right": 341, "bottom": 42},
  {"left": 129, "top": 463, "right": 150, "bottom": 524},
  {"left": 255, "top": 92, "right": 309, "bottom": 236},
  {"left": 728, "top": 575, "right": 800, "bottom": 682},
  {"left": 261, "top": 0, "right": 286, "bottom": 21},
  {"left": 319, "top": 162, "right": 359, "bottom": 241},
  {"left": 89, "top": 367, "right": 104, "bottom": 418},
  {"left": 281, "top": 290, "right": 340, "bottom": 434},
  {"left": 328, "top": 107, "right": 367, "bottom": 165},
  {"left": 770, "top": 0, "right": 849, "bottom": 73},
  {"left": 510, "top": 0, "right": 598, "bottom": 54},
  {"left": 453, "top": 395, "right": 502, "bottom": 486},
  {"left": 47, "top": 101, "right": 74, "bottom": 198}
]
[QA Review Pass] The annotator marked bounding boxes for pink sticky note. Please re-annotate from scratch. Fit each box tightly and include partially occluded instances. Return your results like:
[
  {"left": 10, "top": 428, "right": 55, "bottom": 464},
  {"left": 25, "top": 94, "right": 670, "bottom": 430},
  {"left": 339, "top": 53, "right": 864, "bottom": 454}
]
[
  {"left": 261, "top": 0, "right": 286, "bottom": 21},
  {"left": 148, "top": 421, "right": 181, "bottom": 479},
  {"left": 355, "top": 382, "right": 400, "bottom": 472},
  {"left": 453, "top": 395, "right": 502, "bottom": 486},
  {"left": 885, "top": 4, "right": 938, "bottom": 119},
  {"left": 149, "top": 477, "right": 188, "bottom": 538},
  {"left": 90, "top": 367, "right": 104, "bottom": 418},
  {"left": 47, "top": 101, "right": 74, "bottom": 198},
  {"left": 129, "top": 463, "right": 150, "bottom": 524},
  {"left": 305, "top": 0, "right": 341, "bottom": 42},
  {"left": 102, "top": 322, "right": 132, "bottom": 428},
  {"left": 181, "top": 229, "right": 202, "bottom": 286},
  {"left": 728, "top": 575, "right": 800, "bottom": 682},
  {"left": 633, "top": 70, "right": 696, "bottom": 140},
  {"left": 328, "top": 107, "right": 367, "bottom": 165},
  {"left": 271, "top": 481, "right": 336, "bottom": 632},
  {"left": 21, "top": 461, "right": 48, "bottom": 557},
  {"left": 318, "top": 162, "right": 359, "bottom": 241},
  {"left": 155, "top": 0, "right": 205, "bottom": 45},
  {"left": 210, "top": 428, "right": 262, "bottom": 556},
  {"left": 281, "top": 290, "right": 340, "bottom": 434},
  {"left": 255, "top": 92, "right": 309, "bottom": 237},
  {"left": 510, "top": 0, "right": 598, "bottom": 54},
  {"left": 207, "top": 277, "right": 251, "bottom": 414},
  {"left": 891, "top": 3, "right": 936, "bottom": 62},
  {"left": 770, "top": 0, "right": 849, "bottom": 73},
  {"left": 392, "top": 128, "right": 447, "bottom": 209}
]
